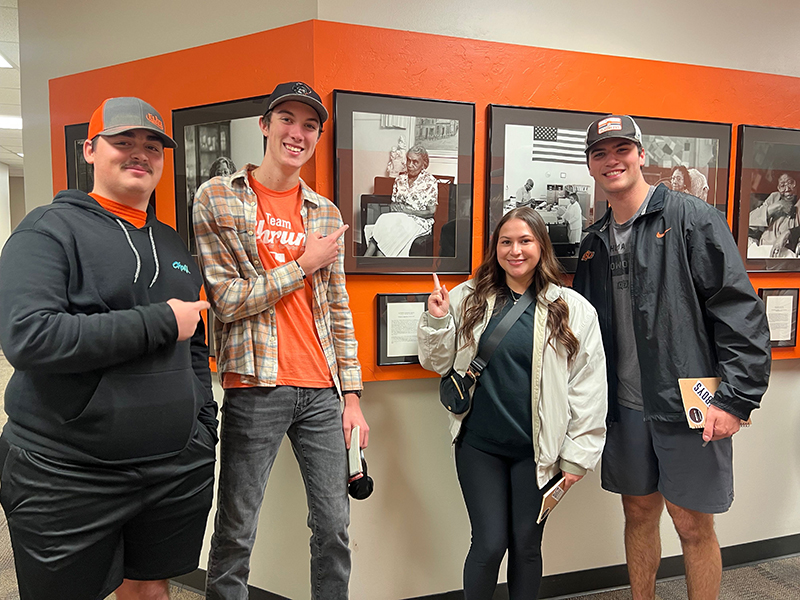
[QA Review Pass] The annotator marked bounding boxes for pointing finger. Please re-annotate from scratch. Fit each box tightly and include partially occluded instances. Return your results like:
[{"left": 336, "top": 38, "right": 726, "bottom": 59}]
[
  {"left": 330, "top": 224, "right": 349, "bottom": 240},
  {"left": 195, "top": 300, "right": 211, "bottom": 311},
  {"left": 432, "top": 273, "right": 441, "bottom": 290}
]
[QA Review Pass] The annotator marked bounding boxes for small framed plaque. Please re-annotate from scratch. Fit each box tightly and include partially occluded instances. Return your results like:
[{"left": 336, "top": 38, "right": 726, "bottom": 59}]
[
  {"left": 758, "top": 288, "right": 798, "bottom": 347},
  {"left": 377, "top": 293, "right": 430, "bottom": 365}
]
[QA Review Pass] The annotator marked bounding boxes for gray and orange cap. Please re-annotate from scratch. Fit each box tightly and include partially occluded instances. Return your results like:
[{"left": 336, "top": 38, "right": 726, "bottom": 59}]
[
  {"left": 88, "top": 97, "right": 177, "bottom": 149},
  {"left": 585, "top": 115, "right": 643, "bottom": 153},
  {"left": 264, "top": 81, "right": 328, "bottom": 124}
]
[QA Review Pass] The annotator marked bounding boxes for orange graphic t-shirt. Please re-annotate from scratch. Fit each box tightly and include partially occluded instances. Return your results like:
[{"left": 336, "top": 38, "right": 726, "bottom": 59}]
[{"left": 223, "top": 175, "right": 333, "bottom": 389}]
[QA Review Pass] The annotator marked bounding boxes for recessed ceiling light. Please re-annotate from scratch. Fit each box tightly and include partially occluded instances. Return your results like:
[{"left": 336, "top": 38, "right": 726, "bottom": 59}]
[
  {"left": 0, "top": 116, "right": 22, "bottom": 129},
  {"left": 16, "top": 152, "right": 23, "bottom": 158}
]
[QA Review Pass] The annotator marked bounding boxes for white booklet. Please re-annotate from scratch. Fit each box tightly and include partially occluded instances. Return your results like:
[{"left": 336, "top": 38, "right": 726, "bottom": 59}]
[
  {"left": 537, "top": 476, "right": 567, "bottom": 524},
  {"left": 348, "top": 426, "right": 363, "bottom": 479}
]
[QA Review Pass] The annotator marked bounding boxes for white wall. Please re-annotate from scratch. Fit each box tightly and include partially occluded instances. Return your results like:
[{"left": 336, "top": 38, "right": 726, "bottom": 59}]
[
  {"left": 15, "top": 2, "right": 800, "bottom": 598},
  {"left": 8, "top": 175, "right": 24, "bottom": 231},
  {"left": 318, "top": 0, "right": 800, "bottom": 78},
  {"left": 0, "top": 162, "right": 9, "bottom": 249}
]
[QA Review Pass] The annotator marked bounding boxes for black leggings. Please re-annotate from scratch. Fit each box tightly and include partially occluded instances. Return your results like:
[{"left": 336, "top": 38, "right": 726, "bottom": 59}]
[{"left": 455, "top": 440, "right": 548, "bottom": 600}]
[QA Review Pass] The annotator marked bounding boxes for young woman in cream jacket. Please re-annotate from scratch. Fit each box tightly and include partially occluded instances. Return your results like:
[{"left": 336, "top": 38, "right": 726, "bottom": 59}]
[{"left": 417, "top": 207, "right": 607, "bottom": 600}]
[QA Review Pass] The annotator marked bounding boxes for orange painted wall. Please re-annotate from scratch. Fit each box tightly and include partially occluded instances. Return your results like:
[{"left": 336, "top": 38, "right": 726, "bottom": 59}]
[{"left": 49, "top": 20, "right": 800, "bottom": 380}]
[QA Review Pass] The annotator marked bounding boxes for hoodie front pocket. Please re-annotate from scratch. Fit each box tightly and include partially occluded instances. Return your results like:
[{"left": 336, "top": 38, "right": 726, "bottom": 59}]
[{"left": 65, "top": 368, "right": 196, "bottom": 461}]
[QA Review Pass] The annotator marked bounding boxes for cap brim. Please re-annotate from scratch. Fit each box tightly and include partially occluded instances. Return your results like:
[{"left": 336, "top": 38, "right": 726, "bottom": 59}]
[
  {"left": 98, "top": 124, "right": 177, "bottom": 149},
  {"left": 585, "top": 134, "right": 641, "bottom": 153},
  {"left": 268, "top": 94, "right": 328, "bottom": 124}
]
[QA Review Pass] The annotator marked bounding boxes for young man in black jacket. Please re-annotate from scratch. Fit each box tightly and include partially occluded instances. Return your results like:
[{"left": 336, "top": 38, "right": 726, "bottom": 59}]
[
  {"left": 0, "top": 97, "right": 217, "bottom": 600},
  {"left": 573, "top": 115, "right": 770, "bottom": 600}
]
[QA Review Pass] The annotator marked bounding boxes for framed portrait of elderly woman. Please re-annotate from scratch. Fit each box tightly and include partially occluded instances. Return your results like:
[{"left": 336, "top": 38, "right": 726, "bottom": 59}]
[
  {"left": 734, "top": 125, "right": 800, "bottom": 272},
  {"left": 334, "top": 90, "right": 475, "bottom": 274},
  {"left": 172, "top": 95, "right": 269, "bottom": 257},
  {"left": 487, "top": 105, "right": 731, "bottom": 273}
]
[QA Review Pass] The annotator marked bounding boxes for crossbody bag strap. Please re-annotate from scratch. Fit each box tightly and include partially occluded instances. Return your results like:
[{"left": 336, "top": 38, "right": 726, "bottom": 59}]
[{"left": 469, "top": 287, "right": 535, "bottom": 376}]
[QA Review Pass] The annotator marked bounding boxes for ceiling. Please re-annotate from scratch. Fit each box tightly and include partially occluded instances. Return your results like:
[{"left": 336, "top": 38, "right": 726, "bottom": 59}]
[{"left": 0, "top": 0, "right": 21, "bottom": 177}]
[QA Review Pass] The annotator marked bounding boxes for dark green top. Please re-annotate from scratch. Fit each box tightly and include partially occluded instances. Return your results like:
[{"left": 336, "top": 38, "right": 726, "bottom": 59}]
[{"left": 462, "top": 288, "right": 535, "bottom": 458}]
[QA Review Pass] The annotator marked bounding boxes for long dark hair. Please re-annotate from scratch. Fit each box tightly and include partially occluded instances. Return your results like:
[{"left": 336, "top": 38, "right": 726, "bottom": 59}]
[{"left": 457, "top": 207, "right": 579, "bottom": 363}]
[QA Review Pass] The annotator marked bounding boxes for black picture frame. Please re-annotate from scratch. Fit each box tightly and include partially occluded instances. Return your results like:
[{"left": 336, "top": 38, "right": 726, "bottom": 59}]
[
  {"left": 172, "top": 95, "right": 269, "bottom": 256},
  {"left": 487, "top": 105, "right": 731, "bottom": 273},
  {"left": 334, "top": 90, "right": 475, "bottom": 274},
  {"left": 734, "top": 125, "right": 800, "bottom": 272},
  {"left": 65, "top": 123, "right": 93, "bottom": 193},
  {"left": 758, "top": 288, "right": 798, "bottom": 347},
  {"left": 377, "top": 293, "right": 430, "bottom": 365}
]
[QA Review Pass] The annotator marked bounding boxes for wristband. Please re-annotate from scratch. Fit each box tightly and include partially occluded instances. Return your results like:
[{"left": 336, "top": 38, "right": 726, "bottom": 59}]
[{"left": 295, "top": 260, "right": 306, "bottom": 279}]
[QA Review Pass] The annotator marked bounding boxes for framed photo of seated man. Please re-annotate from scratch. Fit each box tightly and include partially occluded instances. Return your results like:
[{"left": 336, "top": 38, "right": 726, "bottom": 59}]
[
  {"left": 334, "top": 90, "right": 474, "bottom": 274},
  {"left": 734, "top": 124, "right": 800, "bottom": 272}
]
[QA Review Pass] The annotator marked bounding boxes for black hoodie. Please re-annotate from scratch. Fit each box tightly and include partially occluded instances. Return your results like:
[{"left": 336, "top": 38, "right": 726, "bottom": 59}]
[{"left": 0, "top": 190, "right": 217, "bottom": 464}]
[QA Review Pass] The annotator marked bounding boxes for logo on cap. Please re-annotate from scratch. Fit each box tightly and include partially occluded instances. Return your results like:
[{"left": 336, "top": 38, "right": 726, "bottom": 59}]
[
  {"left": 598, "top": 117, "right": 623, "bottom": 134},
  {"left": 293, "top": 83, "right": 312, "bottom": 96},
  {"left": 146, "top": 113, "right": 164, "bottom": 131}
]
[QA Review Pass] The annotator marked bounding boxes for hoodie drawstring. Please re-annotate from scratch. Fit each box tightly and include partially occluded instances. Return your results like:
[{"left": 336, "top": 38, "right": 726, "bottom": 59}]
[
  {"left": 148, "top": 227, "right": 160, "bottom": 287},
  {"left": 116, "top": 219, "right": 160, "bottom": 287}
]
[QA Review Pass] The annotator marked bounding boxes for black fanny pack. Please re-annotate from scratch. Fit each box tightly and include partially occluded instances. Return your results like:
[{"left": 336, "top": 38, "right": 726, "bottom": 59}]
[{"left": 439, "top": 288, "right": 534, "bottom": 415}]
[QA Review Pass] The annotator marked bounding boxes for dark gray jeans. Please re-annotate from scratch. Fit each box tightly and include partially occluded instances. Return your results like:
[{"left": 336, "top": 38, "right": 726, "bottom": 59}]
[{"left": 205, "top": 386, "right": 350, "bottom": 600}]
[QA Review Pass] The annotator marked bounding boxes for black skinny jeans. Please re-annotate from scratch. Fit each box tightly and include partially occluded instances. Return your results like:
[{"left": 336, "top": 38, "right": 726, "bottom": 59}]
[{"left": 455, "top": 439, "right": 549, "bottom": 600}]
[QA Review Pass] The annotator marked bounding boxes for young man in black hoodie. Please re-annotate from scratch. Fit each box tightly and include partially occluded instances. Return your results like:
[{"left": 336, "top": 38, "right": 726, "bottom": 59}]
[{"left": 0, "top": 97, "right": 217, "bottom": 600}]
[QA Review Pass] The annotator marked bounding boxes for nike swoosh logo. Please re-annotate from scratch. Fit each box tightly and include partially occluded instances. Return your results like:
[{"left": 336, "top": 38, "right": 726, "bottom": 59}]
[{"left": 656, "top": 228, "right": 672, "bottom": 238}]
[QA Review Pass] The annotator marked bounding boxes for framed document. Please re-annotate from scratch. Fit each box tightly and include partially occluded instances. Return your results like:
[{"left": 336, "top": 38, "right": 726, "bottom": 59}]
[
  {"left": 377, "top": 293, "right": 430, "bottom": 365},
  {"left": 334, "top": 90, "right": 475, "bottom": 274},
  {"left": 758, "top": 288, "right": 798, "bottom": 347}
]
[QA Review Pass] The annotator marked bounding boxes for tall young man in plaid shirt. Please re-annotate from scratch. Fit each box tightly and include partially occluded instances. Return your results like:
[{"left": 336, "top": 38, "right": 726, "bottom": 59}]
[{"left": 193, "top": 82, "right": 369, "bottom": 600}]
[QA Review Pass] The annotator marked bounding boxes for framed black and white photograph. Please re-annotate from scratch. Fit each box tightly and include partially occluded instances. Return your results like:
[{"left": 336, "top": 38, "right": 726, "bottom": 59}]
[
  {"left": 377, "top": 293, "right": 430, "bottom": 365},
  {"left": 734, "top": 125, "right": 800, "bottom": 272},
  {"left": 487, "top": 106, "right": 731, "bottom": 273},
  {"left": 758, "top": 288, "right": 798, "bottom": 347},
  {"left": 65, "top": 122, "right": 93, "bottom": 193},
  {"left": 334, "top": 90, "right": 474, "bottom": 274},
  {"left": 172, "top": 95, "right": 269, "bottom": 256}
]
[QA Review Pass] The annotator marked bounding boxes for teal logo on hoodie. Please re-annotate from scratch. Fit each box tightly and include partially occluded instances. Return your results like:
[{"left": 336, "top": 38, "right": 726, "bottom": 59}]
[{"left": 172, "top": 261, "right": 190, "bottom": 274}]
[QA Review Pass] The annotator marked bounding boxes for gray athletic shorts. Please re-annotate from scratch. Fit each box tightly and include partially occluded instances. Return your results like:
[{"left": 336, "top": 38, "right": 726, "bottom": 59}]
[{"left": 601, "top": 405, "right": 733, "bottom": 514}]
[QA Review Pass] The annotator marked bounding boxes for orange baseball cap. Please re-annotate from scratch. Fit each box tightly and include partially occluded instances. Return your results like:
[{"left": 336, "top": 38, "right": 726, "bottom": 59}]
[{"left": 88, "top": 97, "right": 177, "bottom": 148}]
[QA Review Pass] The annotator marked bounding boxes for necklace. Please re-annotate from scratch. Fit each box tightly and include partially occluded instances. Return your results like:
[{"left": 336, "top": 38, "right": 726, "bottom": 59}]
[{"left": 509, "top": 289, "right": 523, "bottom": 304}]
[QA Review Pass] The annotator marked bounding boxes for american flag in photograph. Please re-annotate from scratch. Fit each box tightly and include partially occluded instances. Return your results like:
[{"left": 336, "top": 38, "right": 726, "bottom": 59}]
[{"left": 531, "top": 126, "right": 587, "bottom": 164}]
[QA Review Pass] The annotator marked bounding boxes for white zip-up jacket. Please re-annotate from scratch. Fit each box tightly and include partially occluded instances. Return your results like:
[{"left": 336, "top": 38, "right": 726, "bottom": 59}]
[{"left": 417, "top": 281, "right": 607, "bottom": 488}]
